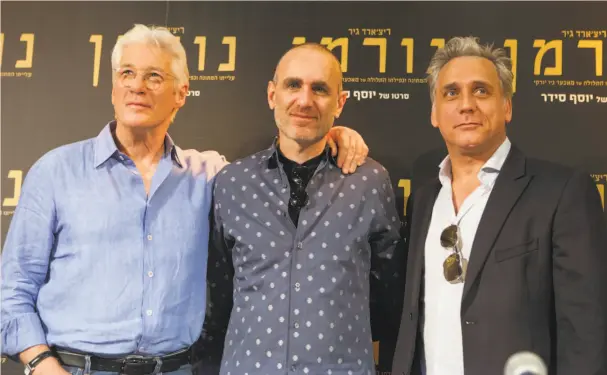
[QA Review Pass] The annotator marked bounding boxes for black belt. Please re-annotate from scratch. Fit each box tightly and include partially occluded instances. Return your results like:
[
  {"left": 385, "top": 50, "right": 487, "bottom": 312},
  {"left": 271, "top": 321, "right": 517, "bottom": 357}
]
[{"left": 52, "top": 347, "right": 192, "bottom": 375}]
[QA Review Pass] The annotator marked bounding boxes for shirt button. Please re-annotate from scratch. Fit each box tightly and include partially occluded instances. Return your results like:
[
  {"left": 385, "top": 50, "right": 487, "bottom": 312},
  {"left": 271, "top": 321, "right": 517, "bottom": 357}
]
[
  {"left": 297, "top": 242, "right": 303, "bottom": 249},
  {"left": 147, "top": 271, "right": 154, "bottom": 278},
  {"left": 146, "top": 310, "right": 153, "bottom": 316},
  {"left": 294, "top": 323, "right": 299, "bottom": 329},
  {"left": 147, "top": 234, "right": 153, "bottom": 241},
  {"left": 290, "top": 365, "right": 296, "bottom": 371}
]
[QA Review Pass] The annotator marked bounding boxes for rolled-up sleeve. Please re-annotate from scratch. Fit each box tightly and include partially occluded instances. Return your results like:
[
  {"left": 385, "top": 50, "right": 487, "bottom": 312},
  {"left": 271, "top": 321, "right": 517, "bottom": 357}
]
[{"left": 1, "top": 157, "right": 57, "bottom": 356}]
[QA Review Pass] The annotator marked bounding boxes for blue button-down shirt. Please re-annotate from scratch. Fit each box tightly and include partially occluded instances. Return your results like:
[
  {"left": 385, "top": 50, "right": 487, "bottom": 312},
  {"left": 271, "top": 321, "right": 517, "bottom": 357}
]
[{"left": 1, "top": 122, "right": 227, "bottom": 356}]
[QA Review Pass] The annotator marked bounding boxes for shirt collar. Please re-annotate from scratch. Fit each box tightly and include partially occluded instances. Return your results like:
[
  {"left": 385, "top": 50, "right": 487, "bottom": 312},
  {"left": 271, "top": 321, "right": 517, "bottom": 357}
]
[
  {"left": 266, "top": 137, "right": 338, "bottom": 170},
  {"left": 93, "top": 121, "right": 183, "bottom": 168},
  {"left": 165, "top": 133, "right": 184, "bottom": 168},
  {"left": 438, "top": 137, "right": 512, "bottom": 187},
  {"left": 93, "top": 122, "right": 119, "bottom": 168}
]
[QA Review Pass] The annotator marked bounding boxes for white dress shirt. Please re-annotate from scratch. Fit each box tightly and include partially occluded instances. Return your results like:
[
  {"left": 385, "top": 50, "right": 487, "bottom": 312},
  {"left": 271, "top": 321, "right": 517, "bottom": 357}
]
[{"left": 422, "top": 138, "right": 511, "bottom": 375}]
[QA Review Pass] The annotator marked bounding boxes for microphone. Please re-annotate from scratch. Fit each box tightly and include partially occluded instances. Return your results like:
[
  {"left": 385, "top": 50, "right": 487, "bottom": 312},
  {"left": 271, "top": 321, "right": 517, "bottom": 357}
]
[{"left": 503, "top": 351, "right": 547, "bottom": 375}]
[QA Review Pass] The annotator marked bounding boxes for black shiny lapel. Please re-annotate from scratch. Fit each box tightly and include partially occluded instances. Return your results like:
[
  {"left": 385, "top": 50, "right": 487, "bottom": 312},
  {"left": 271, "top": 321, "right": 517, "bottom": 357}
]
[{"left": 407, "top": 179, "right": 441, "bottom": 308}]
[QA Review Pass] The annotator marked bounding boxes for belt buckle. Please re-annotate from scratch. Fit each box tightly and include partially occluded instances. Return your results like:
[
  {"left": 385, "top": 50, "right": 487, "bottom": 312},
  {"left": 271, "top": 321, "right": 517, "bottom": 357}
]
[{"left": 120, "top": 355, "right": 148, "bottom": 375}]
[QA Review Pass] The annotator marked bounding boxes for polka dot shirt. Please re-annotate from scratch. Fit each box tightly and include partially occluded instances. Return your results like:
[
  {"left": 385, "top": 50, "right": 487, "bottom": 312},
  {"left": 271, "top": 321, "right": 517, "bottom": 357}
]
[{"left": 207, "top": 143, "right": 404, "bottom": 375}]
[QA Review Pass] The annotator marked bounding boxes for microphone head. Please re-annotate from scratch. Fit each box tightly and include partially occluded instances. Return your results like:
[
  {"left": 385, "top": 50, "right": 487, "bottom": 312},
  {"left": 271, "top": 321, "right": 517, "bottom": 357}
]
[{"left": 504, "top": 351, "right": 547, "bottom": 375}]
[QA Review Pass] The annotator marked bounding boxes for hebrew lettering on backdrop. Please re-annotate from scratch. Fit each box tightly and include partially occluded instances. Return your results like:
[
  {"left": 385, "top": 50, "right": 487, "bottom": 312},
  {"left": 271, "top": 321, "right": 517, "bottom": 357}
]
[
  {"left": 286, "top": 36, "right": 522, "bottom": 92},
  {"left": 570, "top": 93, "right": 594, "bottom": 104},
  {"left": 218, "top": 36, "right": 237, "bottom": 72},
  {"left": 15, "top": 33, "right": 34, "bottom": 68},
  {"left": 188, "top": 35, "right": 238, "bottom": 72},
  {"left": 352, "top": 90, "right": 377, "bottom": 100},
  {"left": 89, "top": 35, "right": 102, "bottom": 87},
  {"left": 0, "top": 33, "right": 35, "bottom": 69},
  {"left": 3, "top": 170, "right": 23, "bottom": 208},
  {"left": 0, "top": 33, "right": 4, "bottom": 67},
  {"left": 398, "top": 179, "right": 411, "bottom": 217},
  {"left": 533, "top": 39, "right": 563, "bottom": 76},
  {"left": 194, "top": 36, "right": 207, "bottom": 71},
  {"left": 400, "top": 38, "right": 414, "bottom": 74},
  {"left": 577, "top": 40, "right": 603, "bottom": 76},
  {"left": 362, "top": 37, "right": 387, "bottom": 73},
  {"left": 597, "top": 184, "right": 605, "bottom": 209}
]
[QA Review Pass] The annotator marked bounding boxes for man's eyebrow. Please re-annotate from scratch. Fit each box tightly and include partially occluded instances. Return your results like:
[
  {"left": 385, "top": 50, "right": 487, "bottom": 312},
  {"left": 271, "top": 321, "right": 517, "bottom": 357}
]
[
  {"left": 118, "top": 63, "right": 167, "bottom": 72},
  {"left": 441, "top": 80, "right": 494, "bottom": 90},
  {"left": 282, "top": 77, "right": 302, "bottom": 85},
  {"left": 441, "top": 82, "right": 459, "bottom": 91}
]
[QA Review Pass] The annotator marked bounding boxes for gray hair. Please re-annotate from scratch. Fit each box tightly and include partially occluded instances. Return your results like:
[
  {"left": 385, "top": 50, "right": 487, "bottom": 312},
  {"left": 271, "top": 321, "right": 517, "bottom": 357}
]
[
  {"left": 111, "top": 24, "right": 189, "bottom": 89},
  {"left": 427, "top": 36, "right": 513, "bottom": 103}
]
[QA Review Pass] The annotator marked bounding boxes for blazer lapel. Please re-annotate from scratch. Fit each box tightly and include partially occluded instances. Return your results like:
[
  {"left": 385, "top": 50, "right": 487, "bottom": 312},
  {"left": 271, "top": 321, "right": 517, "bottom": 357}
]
[
  {"left": 408, "top": 179, "right": 441, "bottom": 307},
  {"left": 461, "top": 146, "right": 533, "bottom": 302}
]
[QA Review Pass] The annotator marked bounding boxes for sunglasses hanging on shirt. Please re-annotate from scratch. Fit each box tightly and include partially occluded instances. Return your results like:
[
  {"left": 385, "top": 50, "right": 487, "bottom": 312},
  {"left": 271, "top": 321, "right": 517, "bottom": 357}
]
[{"left": 440, "top": 224, "right": 468, "bottom": 284}]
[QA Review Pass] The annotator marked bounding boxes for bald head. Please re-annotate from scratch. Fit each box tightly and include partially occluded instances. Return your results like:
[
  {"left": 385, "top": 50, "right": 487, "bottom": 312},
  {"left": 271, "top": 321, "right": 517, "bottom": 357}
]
[
  {"left": 267, "top": 42, "right": 348, "bottom": 155},
  {"left": 273, "top": 43, "right": 343, "bottom": 92}
]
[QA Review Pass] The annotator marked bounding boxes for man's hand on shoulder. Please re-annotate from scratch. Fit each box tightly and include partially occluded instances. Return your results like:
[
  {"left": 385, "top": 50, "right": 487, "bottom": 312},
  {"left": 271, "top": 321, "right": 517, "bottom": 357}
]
[
  {"left": 326, "top": 126, "right": 369, "bottom": 174},
  {"left": 181, "top": 149, "right": 230, "bottom": 181}
]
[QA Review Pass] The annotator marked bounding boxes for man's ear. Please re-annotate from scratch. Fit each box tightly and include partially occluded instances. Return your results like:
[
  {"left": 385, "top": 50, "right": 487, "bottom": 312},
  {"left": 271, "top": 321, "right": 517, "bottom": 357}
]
[
  {"left": 431, "top": 102, "right": 439, "bottom": 129},
  {"left": 504, "top": 97, "right": 513, "bottom": 123},
  {"left": 335, "top": 90, "right": 347, "bottom": 119},
  {"left": 176, "top": 84, "right": 188, "bottom": 108},
  {"left": 268, "top": 80, "right": 277, "bottom": 110}
]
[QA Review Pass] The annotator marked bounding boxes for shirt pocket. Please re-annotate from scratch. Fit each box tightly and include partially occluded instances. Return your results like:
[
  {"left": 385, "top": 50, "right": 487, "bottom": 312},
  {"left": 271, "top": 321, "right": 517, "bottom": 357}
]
[{"left": 494, "top": 238, "right": 539, "bottom": 263}]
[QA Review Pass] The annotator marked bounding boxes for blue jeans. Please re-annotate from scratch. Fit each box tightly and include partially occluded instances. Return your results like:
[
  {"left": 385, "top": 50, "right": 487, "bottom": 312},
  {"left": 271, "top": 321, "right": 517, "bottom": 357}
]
[{"left": 62, "top": 364, "right": 193, "bottom": 375}]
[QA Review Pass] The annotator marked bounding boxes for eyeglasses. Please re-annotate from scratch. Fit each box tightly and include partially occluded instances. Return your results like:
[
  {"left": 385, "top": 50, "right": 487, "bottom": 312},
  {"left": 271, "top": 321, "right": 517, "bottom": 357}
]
[
  {"left": 114, "top": 67, "right": 175, "bottom": 91},
  {"left": 440, "top": 224, "right": 467, "bottom": 284},
  {"left": 289, "top": 168, "right": 309, "bottom": 209}
]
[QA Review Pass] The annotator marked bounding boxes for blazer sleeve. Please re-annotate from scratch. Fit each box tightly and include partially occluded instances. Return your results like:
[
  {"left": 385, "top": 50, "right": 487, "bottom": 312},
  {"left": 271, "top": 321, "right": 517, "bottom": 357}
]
[{"left": 552, "top": 170, "right": 607, "bottom": 375}]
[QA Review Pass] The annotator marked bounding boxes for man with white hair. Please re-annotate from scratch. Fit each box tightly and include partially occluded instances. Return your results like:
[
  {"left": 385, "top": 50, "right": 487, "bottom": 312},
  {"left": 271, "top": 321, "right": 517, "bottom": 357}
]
[{"left": 0, "top": 24, "right": 368, "bottom": 375}]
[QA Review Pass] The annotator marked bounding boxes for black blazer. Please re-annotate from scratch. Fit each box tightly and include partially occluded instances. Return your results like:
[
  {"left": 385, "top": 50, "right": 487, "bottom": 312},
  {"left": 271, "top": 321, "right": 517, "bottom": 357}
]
[{"left": 392, "top": 145, "right": 607, "bottom": 375}]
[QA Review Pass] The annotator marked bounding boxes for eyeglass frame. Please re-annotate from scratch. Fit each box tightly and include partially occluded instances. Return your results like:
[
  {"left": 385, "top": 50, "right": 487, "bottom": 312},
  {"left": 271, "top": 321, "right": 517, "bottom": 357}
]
[{"left": 113, "top": 66, "right": 177, "bottom": 91}]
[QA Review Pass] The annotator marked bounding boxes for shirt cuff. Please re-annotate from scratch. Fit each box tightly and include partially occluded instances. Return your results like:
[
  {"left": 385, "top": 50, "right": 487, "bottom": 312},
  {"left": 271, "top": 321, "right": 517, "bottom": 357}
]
[{"left": 1, "top": 313, "right": 47, "bottom": 356}]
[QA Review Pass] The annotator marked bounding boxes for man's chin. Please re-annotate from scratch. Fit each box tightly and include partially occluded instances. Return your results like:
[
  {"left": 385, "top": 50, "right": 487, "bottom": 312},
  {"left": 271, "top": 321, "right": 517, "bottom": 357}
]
[
  {"left": 456, "top": 139, "right": 501, "bottom": 157},
  {"left": 278, "top": 125, "right": 327, "bottom": 146},
  {"left": 453, "top": 134, "right": 484, "bottom": 147},
  {"left": 290, "top": 134, "right": 325, "bottom": 147},
  {"left": 118, "top": 116, "right": 160, "bottom": 129}
]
